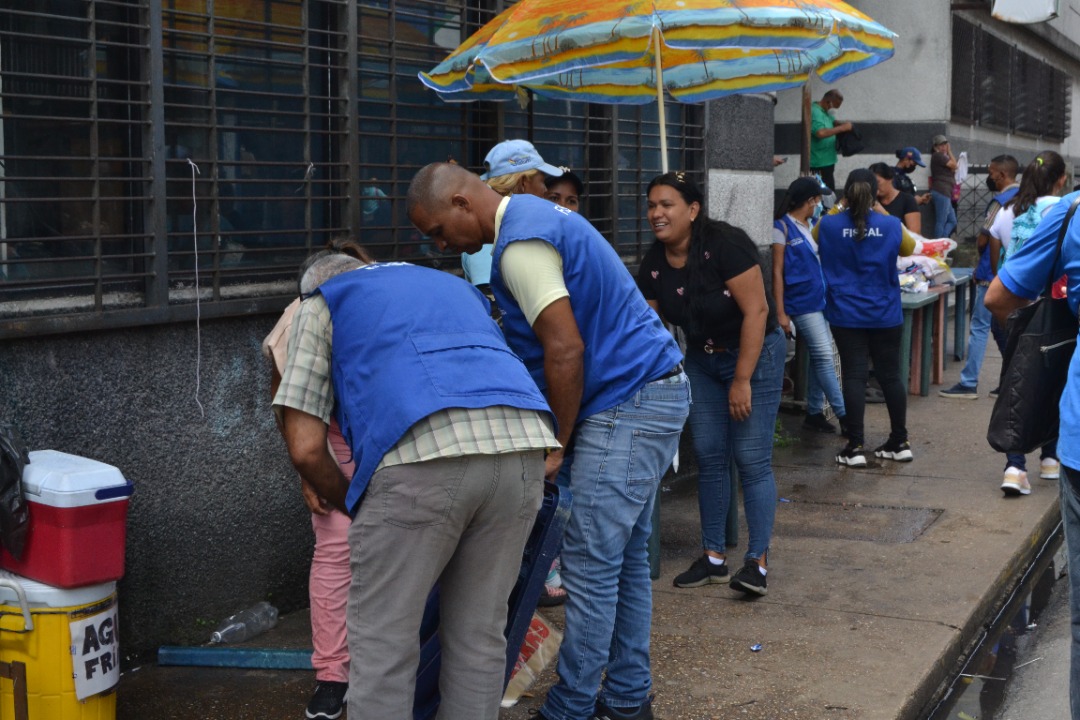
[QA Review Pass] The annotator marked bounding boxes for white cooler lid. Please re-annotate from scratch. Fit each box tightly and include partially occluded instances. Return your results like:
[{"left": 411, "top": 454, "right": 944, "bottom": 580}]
[
  {"left": 0, "top": 569, "right": 115, "bottom": 609},
  {"left": 23, "top": 450, "right": 133, "bottom": 508}
]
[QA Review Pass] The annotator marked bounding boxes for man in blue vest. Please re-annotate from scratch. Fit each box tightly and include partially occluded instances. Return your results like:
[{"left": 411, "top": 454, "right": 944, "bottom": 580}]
[
  {"left": 275, "top": 250, "right": 556, "bottom": 720},
  {"left": 408, "top": 162, "right": 690, "bottom": 720},
  {"left": 940, "top": 154, "right": 1020, "bottom": 399}
]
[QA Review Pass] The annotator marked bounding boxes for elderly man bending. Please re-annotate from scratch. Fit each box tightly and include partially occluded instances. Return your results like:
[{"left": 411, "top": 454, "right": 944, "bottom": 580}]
[{"left": 275, "top": 250, "right": 555, "bottom": 720}]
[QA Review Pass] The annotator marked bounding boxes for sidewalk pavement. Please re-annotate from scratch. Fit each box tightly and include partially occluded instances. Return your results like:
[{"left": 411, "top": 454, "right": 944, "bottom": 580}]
[{"left": 118, "top": 348, "right": 1065, "bottom": 719}]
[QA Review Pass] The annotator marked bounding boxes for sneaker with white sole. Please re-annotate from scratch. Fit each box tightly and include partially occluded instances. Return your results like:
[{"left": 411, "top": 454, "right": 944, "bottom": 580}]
[
  {"left": 939, "top": 383, "right": 978, "bottom": 399},
  {"left": 1041, "top": 457, "right": 1061, "bottom": 480},
  {"left": 305, "top": 681, "right": 347, "bottom": 720},
  {"left": 836, "top": 443, "right": 867, "bottom": 467},
  {"left": 874, "top": 439, "right": 914, "bottom": 462},
  {"left": 1001, "top": 467, "right": 1031, "bottom": 497}
]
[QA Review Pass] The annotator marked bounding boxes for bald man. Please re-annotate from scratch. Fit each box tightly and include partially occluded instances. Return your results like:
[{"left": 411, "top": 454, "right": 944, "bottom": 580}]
[{"left": 408, "top": 162, "right": 689, "bottom": 720}]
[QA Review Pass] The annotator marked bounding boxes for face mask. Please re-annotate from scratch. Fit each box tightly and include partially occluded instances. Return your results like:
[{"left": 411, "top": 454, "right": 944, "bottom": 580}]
[
  {"left": 985, "top": 177, "right": 998, "bottom": 192},
  {"left": 812, "top": 202, "right": 824, "bottom": 221},
  {"left": 827, "top": 108, "right": 838, "bottom": 119}
]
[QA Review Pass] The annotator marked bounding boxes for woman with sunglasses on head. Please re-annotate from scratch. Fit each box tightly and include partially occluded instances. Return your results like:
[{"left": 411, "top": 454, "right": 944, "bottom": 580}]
[{"left": 637, "top": 172, "right": 785, "bottom": 596}]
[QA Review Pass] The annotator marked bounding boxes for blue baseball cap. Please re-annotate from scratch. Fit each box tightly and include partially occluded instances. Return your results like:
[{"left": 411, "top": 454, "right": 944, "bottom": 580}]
[
  {"left": 896, "top": 146, "right": 926, "bottom": 167},
  {"left": 480, "top": 140, "right": 564, "bottom": 181}
]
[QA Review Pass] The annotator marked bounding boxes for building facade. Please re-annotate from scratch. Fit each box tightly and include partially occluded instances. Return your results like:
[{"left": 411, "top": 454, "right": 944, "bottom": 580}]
[{"left": 774, "top": 1, "right": 1079, "bottom": 240}]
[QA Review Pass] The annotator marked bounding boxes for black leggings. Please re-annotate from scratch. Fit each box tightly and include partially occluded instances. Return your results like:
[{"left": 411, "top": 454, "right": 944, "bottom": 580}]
[{"left": 831, "top": 324, "right": 907, "bottom": 447}]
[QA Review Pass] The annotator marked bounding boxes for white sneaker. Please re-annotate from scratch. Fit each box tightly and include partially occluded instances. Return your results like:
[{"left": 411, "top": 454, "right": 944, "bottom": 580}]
[
  {"left": 1040, "top": 458, "right": 1061, "bottom": 480},
  {"left": 1001, "top": 467, "right": 1031, "bottom": 497}
]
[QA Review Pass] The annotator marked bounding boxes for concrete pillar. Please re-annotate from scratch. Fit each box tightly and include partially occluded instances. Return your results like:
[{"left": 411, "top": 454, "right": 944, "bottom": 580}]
[{"left": 704, "top": 94, "right": 776, "bottom": 249}]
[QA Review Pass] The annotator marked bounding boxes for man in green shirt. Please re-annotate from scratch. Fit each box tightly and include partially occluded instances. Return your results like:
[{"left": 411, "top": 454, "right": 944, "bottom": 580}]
[{"left": 810, "top": 89, "right": 853, "bottom": 191}]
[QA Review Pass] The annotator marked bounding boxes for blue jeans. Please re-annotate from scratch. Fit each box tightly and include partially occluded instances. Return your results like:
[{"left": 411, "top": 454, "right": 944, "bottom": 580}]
[
  {"left": 1062, "top": 465, "right": 1080, "bottom": 719},
  {"left": 541, "top": 374, "right": 690, "bottom": 720},
  {"left": 1004, "top": 440, "right": 1057, "bottom": 473},
  {"left": 959, "top": 283, "right": 991, "bottom": 389},
  {"left": 684, "top": 328, "right": 785, "bottom": 560},
  {"left": 791, "top": 311, "right": 845, "bottom": 417},
  {"left": 932, "top": 189, "right": 957, "bottom": 238}
]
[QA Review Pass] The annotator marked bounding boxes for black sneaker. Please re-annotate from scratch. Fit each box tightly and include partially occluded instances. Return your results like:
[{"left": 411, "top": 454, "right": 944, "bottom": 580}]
[
  {"left": 306, "top": 681, "right": 347, "bottom": 720},
  {"left": 802, "top": 413, "right": 837, "bottom": 433},
  {"left": 593, "top": 696, "right": 655, "bottom": 720},
  {"left": 939, "top": 383, "right": 978, "bottom": 399},
  {"left": 672, "top": 555, "right": 729, "bottom": 588},
  {"left": 989, "top": 386, "right": 1000, "bottom": 399},
  {"left": 874, "top": 439, "right": 913, "bottom": 462},
  {"left": 835, "top": 443, "right": 867, "bottom": 467},
  {"left": 729, "top": 559, "right": 768, "bottom": 596}
]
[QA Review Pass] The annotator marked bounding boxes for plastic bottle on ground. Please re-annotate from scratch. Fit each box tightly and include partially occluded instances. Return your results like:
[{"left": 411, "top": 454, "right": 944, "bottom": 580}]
[{"left": 209, "top": 600, "right": 279, "bottom": 644}]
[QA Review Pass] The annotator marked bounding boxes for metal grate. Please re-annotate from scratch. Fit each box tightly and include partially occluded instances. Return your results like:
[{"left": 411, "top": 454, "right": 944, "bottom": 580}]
[
  {"left": 0, "top": 0, "right": 706, "bottom": 337},
  {"left": 951, "top": 16, "right": 1071, "bottom": 140}
]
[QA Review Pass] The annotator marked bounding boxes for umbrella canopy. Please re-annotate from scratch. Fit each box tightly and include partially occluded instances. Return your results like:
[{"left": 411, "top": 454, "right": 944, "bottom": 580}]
[{"left": 420, "top": 0, "right": 896, "bottom": 170}]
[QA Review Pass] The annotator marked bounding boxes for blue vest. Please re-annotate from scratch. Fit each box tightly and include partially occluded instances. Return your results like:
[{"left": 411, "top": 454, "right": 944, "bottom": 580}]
[
  {"left": 491, "top": 195, "right": 683, "bottom": 422},
  {"left": 818, "top": 211, "right": 904, "bottom": 328},
  {"left": 318, "top": 262, "right": 552, "bottom": 514},
  {"left": 975, "top": 186, "right": 1020, "bottom": 281},
  {"left": 774, "top": 215, "right": 826, "bottom": 316}
]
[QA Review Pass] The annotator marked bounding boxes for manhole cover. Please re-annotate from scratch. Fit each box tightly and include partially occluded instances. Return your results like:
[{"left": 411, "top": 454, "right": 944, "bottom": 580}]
[{"left": 774, "top": 500, "right": 942, "bottom": 543}]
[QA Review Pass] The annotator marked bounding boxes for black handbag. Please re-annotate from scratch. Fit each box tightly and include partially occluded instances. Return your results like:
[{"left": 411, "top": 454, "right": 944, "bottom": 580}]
[
  {"left": 986, "top": 195, "right": 1080, "bottom": 454},
  {"left": 837, "top": 127, "right": 864, "bottom": 157}
]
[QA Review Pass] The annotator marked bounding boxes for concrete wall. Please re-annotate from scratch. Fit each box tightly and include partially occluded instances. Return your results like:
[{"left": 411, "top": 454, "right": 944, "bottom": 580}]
[{"left": 0, "top": 311, "right": 312, "bottom": 658}]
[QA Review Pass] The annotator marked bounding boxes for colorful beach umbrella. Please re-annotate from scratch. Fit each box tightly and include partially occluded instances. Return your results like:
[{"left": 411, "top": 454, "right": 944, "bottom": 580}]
[{"left": 420, "top": 0, "right": 897, "bottom": 171}]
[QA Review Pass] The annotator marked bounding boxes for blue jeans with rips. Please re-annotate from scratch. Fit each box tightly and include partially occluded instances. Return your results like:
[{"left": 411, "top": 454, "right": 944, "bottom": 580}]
[
  {"left": 959, "top": 282, "right": 991, "bottom": 389},
  {"left": 932, "top": 189, "right": 958, "bottom": 239},
  {"left": 540, "top": 374, "right": 690, "bottom": 720},
  {"left": 791, "top": 311, "right": 846, "bottom": 418},
  {"left": 1061, "top": 465, "right": 1080, "bottom": 719},
  {"left": 684, "top": 328, "right": 785, "bottom": 560}
]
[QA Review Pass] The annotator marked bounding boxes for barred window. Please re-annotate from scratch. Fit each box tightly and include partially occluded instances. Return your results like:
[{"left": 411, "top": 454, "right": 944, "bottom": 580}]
[
  {"left": 0, "top": 0, "right": 705, "bottom": 337},
  {"left": 952, "top": 16, "right": 1071, "bottom": 140}
]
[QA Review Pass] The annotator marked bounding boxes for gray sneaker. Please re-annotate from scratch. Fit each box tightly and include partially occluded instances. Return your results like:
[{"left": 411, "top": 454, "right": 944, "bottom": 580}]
[{"left": 939, "top": 383, "right": 978, "bottom": 399}]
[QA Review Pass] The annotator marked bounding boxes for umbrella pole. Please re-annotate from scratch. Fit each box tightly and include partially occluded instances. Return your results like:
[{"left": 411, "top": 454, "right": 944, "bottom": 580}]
[
  {"left": 801, "top": 84, "right": 811, "bottom": 176},
  {"left": 653, "top": 27, "right": 668, "bottom": 174}
]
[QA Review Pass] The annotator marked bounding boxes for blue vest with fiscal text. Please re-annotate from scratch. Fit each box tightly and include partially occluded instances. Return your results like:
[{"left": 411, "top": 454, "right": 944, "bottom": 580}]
[
  {"left": 491, "top": 195, "right": 682, "bottom": 422},
  {"left": 818, "top": 211, "right": 904, "bottom": 328},
  {"left": 318, "top": 263, "right": 552, "bottom": 514},
  {"left": 775, "top": 215, "right": 826, "bottom": 316}
]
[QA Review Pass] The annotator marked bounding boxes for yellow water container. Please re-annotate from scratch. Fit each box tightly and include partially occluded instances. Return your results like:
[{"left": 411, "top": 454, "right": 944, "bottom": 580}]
[{"left": 0, "top": 570, "right": 117, "bottom": 719}]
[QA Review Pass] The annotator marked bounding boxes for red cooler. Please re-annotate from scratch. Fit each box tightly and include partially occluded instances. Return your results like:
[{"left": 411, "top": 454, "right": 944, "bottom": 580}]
[{"left": 0, "top": 450, "right": 133, "bottom": 588}]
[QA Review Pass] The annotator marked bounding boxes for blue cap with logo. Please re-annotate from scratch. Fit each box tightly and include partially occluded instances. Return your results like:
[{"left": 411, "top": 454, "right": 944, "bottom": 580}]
[
  {"left": 481, "top": 140, "right": 564, "bottom": 181},
  {"left": 896, "top": 146, "right": 926, "bottom": 167}
]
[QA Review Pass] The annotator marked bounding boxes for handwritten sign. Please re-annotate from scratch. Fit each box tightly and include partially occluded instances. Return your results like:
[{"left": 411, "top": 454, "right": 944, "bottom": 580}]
[{"left": 69, "top": 597, "right": 119, "bottom": 700}]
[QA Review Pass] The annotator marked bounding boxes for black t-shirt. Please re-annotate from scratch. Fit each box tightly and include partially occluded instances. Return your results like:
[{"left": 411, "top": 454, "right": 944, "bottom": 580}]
[
  {"left": 882, "top": 192, "right": 918, "bottom": 222},
  {"left": 893, "top": 169, "right": 918, "bottom": 196},
  {"left": 636, "top": 222, "right": 777, "bottom": 348}
]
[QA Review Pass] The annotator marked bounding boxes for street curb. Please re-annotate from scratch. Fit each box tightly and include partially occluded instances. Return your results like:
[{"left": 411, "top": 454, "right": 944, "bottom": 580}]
[{"left": 902, "top": 495, "right": 1063, "bottom": 719}]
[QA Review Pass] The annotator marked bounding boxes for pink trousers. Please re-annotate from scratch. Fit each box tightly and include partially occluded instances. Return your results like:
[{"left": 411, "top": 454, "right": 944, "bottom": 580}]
[{"left": 309, "top": 421, "right": 354, "bottom": 683}]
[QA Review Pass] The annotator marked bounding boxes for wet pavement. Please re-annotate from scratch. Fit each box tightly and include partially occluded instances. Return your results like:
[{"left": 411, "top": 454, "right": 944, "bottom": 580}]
[{"left": 116, "top": 345, "right": 1067, "bottom": 719}]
